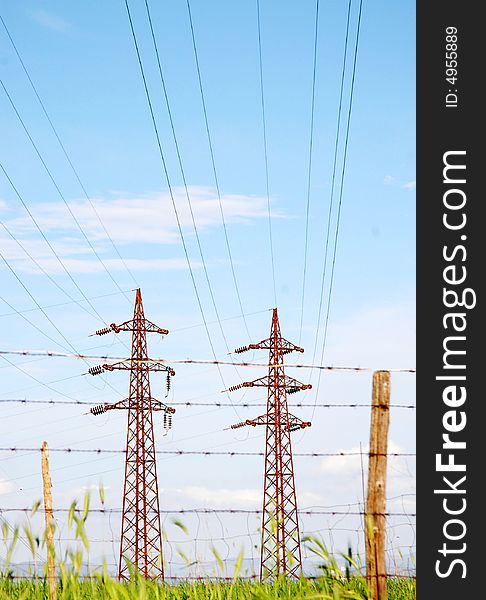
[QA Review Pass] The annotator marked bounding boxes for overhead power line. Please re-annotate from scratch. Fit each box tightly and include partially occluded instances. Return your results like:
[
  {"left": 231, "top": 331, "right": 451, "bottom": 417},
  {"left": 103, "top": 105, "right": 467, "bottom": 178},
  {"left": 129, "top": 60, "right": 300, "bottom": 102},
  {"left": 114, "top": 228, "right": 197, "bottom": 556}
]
[
  {"left": 0, "top": 289, "right": 134, "bottom": 320},
  {"left": 143, "top": 0, "right": 239, "bottom": 367},
  {"left": 311, "top": 0, "right": 354, "bottom": 370},
  {"left": 256, "top": 0, "right": 276, "bottom": 305},
  {"left": 0, "top": 13, "right": 138, "bottom": 290},
  {"left": 315, "top": 0, "right": 363, "bottom": 422},
  {"left": 0, "top": 81, "right": 131, "bottom": 304},
  {"left": 299, "top": 0, "right": 320, "bottom": 344},
  {"left": 318, "top": 0, "right": 364, "bottom": 370},
  {"left": 186, "top": 0, "right": 251, "bottom": 341},
  {"left": 0, "top": 161, "right": 104, "bottom": 323},
  {"left": 123, "top": 0, "right": 240, "bottom": 420}
]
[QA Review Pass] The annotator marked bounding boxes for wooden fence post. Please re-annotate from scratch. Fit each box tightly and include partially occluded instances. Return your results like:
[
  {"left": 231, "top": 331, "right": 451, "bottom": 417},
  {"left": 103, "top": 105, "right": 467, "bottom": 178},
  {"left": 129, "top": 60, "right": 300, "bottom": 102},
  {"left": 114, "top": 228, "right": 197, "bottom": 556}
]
[
  {"left": 365, "top": 370, "right": 390, "bottom": 600},
  {"left": 41, "top": 441, "right": 57, "bottom": 600}
]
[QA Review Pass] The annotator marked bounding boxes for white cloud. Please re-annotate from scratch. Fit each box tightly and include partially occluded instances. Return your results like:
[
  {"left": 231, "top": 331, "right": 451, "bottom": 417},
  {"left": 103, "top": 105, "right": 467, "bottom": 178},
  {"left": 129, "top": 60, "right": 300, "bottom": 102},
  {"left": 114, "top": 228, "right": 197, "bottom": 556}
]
[
  {"left": 0, "top": 478, "right": 14, "bottom": 496},
  {"left": 27, "top": 9, "right": 71, "bottom": 32},
  {"left": 178, "top": 485, "right": 261, "bottom": 507},
  {"left": 324, "top": 301, "right": 415, "bottom": 367},
  {"left": 402, "top": 181, "right": 416, "bottom": 190},
  {"left": 171, "top": 485, "right": 323, "bottom": 509},
  {"left": 0, "top": 186, "right": 271, "bottom": 274},
  {"left": 320, "top": 441, "right": 404, "bottom": 475},
  {"left": 7, "top": 187, "right": 270, "bottom": 244},
  {"left": 319, "top": 441, "right": 415, "bottom": 512},
  {"left": 383, "top": 176, "right": 416, "bottom": 190}
]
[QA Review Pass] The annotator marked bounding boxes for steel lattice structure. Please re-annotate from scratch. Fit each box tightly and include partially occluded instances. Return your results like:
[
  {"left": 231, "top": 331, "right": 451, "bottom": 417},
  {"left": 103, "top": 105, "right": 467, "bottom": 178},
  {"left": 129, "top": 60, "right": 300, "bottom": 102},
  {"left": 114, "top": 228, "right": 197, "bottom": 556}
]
[
  {"left": 88, "top": 289, "right": 175, "bottom": 580},
  {"left": 228, "top": 308, "right": 312, "bottom": 581}
]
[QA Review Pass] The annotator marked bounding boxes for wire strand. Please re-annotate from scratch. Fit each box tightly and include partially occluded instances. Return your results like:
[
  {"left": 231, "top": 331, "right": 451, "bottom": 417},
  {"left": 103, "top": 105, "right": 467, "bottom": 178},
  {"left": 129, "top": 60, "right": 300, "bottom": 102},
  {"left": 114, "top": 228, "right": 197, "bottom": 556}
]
[
  {"left": 313, "top": 0, "right": 364, "bottom": 420},
  {"left": 185, "top": 0, "right": 252, "bottom": 342},
  {"left": 0, "top": 13, "right": 138, "bottom": 291},
  {"left": 299, "top": 0, "right": 320, "bottom": 344},
  {"left": 123, "top": 0, "right": 241, "bottom": 420},
  {"left": 256, "top": 0, "right": 276, "bottom": 305}
]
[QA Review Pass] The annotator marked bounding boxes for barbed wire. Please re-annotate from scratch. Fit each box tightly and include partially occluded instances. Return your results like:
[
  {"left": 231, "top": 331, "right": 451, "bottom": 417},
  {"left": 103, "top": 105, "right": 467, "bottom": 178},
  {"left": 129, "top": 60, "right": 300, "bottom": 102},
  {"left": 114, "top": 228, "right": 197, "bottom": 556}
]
[
  {"left": 0, "top": 349, "right": 416, "bottom": 373},
  {"left": 6, "top": 573, "right": 416, "bottom": 581},
  {"left": 0, "top": 507, "right": 416, "bottom": 517},
  {"left": 0, "top": 447, "right": 416, "bottom": 457},
  {"left": 0, "top": 398, "right": 416, "bottom": 409}
]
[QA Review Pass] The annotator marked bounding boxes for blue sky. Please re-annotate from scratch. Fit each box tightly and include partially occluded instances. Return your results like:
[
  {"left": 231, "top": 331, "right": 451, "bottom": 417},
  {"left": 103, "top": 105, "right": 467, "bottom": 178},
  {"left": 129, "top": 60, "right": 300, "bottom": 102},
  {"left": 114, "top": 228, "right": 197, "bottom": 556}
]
[{"left": 0, "top": 0, "right": 415, "bottom": 577}]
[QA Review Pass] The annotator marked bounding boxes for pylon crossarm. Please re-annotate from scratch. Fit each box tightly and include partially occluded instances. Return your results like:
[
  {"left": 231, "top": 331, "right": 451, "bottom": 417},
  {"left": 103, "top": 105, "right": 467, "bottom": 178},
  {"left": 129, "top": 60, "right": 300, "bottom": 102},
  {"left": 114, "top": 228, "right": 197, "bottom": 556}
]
[
  {"left": 94, "top": 319, "right": 168, "bottom": 337},
  {"left": 284, "top": 376, "right": 312, "bottom": 394},
  {"left": 90, "top": 398, "right": 131, "bottom": 416},
  {"left": 227, "top": 376, "right": 269, "bottom": 392},
  {"left": 286, "top": 413, "right": 312, "bottom": 431},
  {"left": 98, "top": 360, "right": 175, "bottom": 374},
  {"left": 235, "top": 336, "right": 304, "bottom": 354},
  {"left": 150, "top": 398, "right": 176, "bottom": 414},
  {"left": 229, "top": 414, "right": 267, "bottom": 429}
]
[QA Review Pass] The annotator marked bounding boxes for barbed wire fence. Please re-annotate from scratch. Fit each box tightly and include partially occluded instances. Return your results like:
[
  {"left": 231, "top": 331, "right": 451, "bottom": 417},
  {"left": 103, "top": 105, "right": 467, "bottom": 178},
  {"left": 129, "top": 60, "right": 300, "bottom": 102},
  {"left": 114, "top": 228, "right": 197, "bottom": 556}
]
[{"left": 0, "top": 375, "right": 416, "bottom": 581}]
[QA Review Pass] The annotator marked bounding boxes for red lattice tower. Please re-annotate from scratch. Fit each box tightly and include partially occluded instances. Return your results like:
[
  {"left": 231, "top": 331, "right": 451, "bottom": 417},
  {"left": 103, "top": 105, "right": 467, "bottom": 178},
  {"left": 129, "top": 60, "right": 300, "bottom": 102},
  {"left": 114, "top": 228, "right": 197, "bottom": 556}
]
[
  {"left": 228, "top": 308, "right": 312, "bottom": 581},
  {"left": 88, "top": 288, "right": 175, "bottom": 580}
]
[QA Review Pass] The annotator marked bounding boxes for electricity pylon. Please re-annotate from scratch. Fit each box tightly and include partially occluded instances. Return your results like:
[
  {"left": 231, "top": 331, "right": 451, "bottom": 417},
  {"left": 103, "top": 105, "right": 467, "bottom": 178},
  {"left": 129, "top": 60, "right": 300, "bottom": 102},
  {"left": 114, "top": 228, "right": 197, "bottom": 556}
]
[
  {"left": 227, "top": 308, "right": 311, "bottom": 581},
  {"left": 88, "top": 288, "right": 175, "bottom": 580}
]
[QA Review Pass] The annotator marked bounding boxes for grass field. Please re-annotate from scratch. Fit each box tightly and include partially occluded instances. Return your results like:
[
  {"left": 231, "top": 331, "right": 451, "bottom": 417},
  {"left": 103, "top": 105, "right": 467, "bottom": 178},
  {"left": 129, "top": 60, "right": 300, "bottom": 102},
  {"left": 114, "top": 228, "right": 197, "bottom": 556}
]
[
  {"left": 0, "top": 576, "right": 416, "bottom": 600},
  {"left": 1, "top": 497, "right": 415, "bottom": 599}
]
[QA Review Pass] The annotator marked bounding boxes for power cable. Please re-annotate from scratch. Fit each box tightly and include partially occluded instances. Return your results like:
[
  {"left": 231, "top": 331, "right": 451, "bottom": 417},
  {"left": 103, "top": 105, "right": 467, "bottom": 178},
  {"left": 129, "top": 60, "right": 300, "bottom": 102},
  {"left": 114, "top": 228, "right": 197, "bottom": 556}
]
[
  {"left": 256, "top": 0, "right": 276, "bottom": 305},
  {"left": 313, "top": 0, "right": 364, "bottom": 419},
  {"left": 0, "top": 13, "right": 138, "bottom": 291},
  {"left": 185, "top": 0, "right": 252, "bottom": 341},
  {"left": 123, "top": 0, "right": 243, "bottom": 418},
  {"left": 0, "top": 161, "right": 104, "bottom": 322},
  {"left": 0, "top": 80, "right": 133, "bottom": 303},
  {"left": 299, "top": 0, "right": 320, "bottom": 344}
]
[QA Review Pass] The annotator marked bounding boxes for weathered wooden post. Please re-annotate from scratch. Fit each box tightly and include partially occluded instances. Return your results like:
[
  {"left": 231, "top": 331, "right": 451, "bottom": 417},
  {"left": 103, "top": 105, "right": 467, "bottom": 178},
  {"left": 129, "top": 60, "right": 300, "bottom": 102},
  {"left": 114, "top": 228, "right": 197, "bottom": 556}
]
[
  {"left": 365, "top": 370, "right": 390, "bottom": 600},
  {"left": 41, "top": 441, "right": 56, "bottom": 600}
]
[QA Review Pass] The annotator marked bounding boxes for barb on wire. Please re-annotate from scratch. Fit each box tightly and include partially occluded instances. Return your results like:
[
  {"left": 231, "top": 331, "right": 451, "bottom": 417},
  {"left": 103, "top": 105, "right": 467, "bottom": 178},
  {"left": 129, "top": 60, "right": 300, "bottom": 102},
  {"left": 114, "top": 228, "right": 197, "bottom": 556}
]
[
  {"left": 0, "top": 507, "right": 416, "bottom": 517},
  {"left": 0, "top": 349, "right": 416, "bottom": 373},
  {"left": 0, "top": 398, "right": 416, "bottom": 409},
  {"left": 0, "top": 447, "right": 416, "bottom": 458}
]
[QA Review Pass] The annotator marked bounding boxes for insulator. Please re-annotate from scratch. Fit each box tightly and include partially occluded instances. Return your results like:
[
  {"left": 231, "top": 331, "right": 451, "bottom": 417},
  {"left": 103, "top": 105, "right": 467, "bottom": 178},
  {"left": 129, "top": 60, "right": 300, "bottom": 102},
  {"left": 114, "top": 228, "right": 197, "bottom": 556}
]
[
  {"left": 95, "top": 326, "right": 112, "bottom": 336},
  {"left": 286, "top": 386, "right": 300, "bottom": 395},
  {"left": 234, "top": 346, "right": 249, "bottom": 354},
  {"left": 228, "top": 383, "right": 243, "bottom": 392},
  {"left": 163, "top": 413, "right": 167, "bottom": 428},
  {"left": 88, "top": 365, "right": 104, "bottom": 376},
  {"left": 168, "top": 415, "right": 172, "bottom": 429},
  {"left": 90, "top": 404, "right": 106, "bottom": 416},
  {"left": 165, "top": 372, "right": 171, "bottom": 397},
  {"left": 230, "top": 421, "right": 247, "bottom": 429}
]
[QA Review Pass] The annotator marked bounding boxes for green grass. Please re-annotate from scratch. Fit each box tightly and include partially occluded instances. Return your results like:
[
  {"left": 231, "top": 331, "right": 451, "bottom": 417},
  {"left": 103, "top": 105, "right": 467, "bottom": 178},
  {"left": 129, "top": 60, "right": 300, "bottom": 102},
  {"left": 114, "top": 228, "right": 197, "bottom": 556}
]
[
  {"left": 0, "top": 494, "right": 415, "bottom": 599},
  {"left": 0, "top": 576, "right": 416, "bottom": 600}
]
